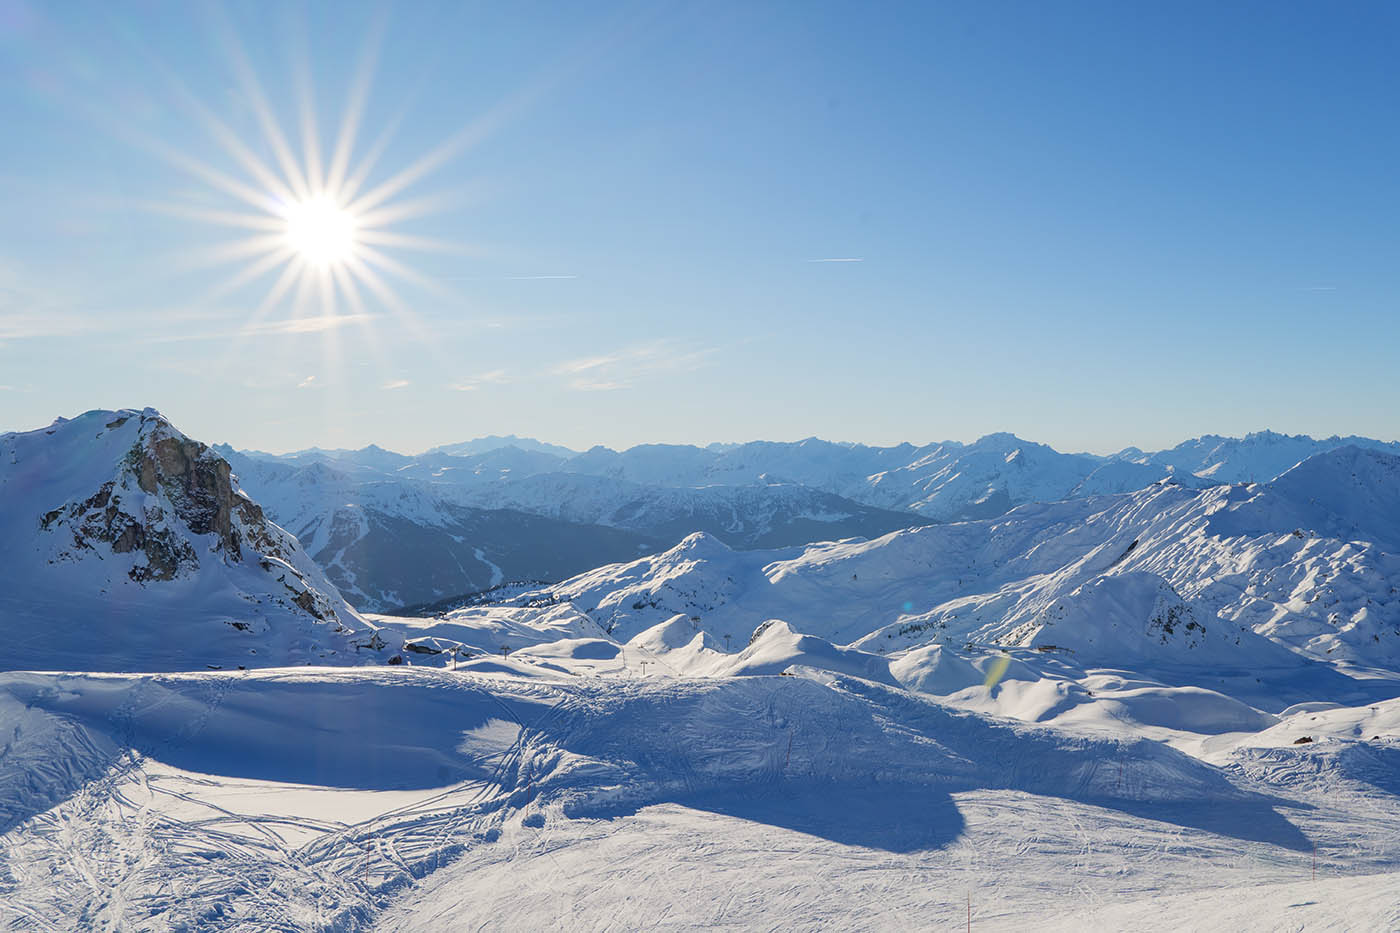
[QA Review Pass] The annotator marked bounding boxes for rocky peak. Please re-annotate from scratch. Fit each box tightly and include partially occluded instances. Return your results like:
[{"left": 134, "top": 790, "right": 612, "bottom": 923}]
[
  {"left": 30, "top": 410, "right": 336, "bottom": 622},
  {"left": 130, "top": 425, "right": 270, "bottom": 563}
]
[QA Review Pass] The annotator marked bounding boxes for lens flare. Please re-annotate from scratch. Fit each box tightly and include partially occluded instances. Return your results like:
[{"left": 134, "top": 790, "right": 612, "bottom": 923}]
[{"left": 984, "top": 654, "right": 1012, "bottom": 691}]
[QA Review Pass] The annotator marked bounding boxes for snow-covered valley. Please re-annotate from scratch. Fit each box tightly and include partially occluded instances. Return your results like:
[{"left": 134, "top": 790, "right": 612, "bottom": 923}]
[{"left": 3, "top": 410, "right": 1400, "bottom": 931}]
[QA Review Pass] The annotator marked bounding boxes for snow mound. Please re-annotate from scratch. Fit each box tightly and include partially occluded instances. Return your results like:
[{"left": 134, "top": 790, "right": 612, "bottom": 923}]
[
  {"left": 718, "top": 620, "right": 898, "bottom": 684},
  {"left": 1007, "top": 572, "right": 1218, "bottom": 663}
]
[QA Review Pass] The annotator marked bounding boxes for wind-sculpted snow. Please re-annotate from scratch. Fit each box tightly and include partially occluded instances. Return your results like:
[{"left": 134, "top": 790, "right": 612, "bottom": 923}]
[{"left": 0, "top": 667, "right": 1331, "bottom": 931}]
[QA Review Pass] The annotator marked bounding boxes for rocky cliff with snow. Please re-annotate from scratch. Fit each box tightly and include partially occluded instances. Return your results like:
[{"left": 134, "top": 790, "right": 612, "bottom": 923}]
[{"left": 0, "top": 409, "right": 377, "bottom": 671}]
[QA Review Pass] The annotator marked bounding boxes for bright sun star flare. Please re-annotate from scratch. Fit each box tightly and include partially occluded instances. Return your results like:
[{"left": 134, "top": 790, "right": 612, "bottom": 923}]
[
  {"left": 145, "top": 18, "right": 483, "bottom": 341},
  {"left": 283, "top": 196, "right": 358, "bottom": 268}
]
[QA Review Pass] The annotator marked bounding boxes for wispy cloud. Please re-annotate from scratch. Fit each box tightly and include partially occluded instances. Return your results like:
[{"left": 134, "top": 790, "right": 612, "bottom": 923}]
[
  {"left": 0, "top": 311, "right": 92, "bottom": 340},
  {"left": 241, "top": 313, "right": 375, "bottom": 337},
  {"left": 807, "top": 257, "right": 864, "bottom": 263},
  {"left": 138, "top": 311, "right": 378, "bottom": 343},
  {"left": 437, "top": 273, "right": 579, "bottom": 282},
  {"left": 297, "top": 375, "right": 316, "bottom": 389},
  {"left": 382, "top": 379, "right": 410, "bottom": 390},
  {"left": 450, "top": 369, "right": 509, "bottom": 391},
  {"left": 0, "top": 261, "right": 88, "bottom": 339},
  {"left": 553, "top": 340, "right": 714, "bottom": 392},
  {"left": 555, "top": 352, "right": 626, "bottom": 376},
  {"left": 0, "top": 261, "right": 252, "bottom": 341}
]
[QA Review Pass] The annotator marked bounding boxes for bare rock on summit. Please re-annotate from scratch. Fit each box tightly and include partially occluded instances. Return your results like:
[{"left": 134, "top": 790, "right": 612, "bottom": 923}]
[
  {"left": 0, "top": 408, "right": 369, "bottom": 670},
  {"left": 40, "top": 412, "right": 300, "bottom": 589}
]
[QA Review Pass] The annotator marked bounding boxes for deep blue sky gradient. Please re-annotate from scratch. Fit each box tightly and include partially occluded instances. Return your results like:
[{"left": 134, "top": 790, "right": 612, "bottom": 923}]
[{"left": 1, "top": 1, "right": 1396, "bottom": 453}]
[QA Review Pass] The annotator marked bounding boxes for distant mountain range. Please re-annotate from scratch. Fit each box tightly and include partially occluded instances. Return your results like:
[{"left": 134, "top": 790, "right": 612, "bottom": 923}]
[
  {"left": 461, "top": 441, "right": 1400, "bottom": 669},
  {"left": 218, "top": 427, "right": 1399, "bottom": 611},
  {"left": 218, "top": 444, "right": 929, "bottom": 611}
]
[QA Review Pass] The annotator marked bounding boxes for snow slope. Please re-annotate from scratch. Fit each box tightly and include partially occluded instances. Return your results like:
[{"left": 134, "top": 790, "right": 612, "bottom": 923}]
[{"left": 3, "top": 666, "right": 1397, "bottom": 931}]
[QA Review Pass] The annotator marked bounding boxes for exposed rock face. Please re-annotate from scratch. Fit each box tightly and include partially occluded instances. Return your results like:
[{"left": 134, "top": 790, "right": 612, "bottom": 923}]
[
  {"left": 128, "top": 429, "right": 291, "bottom": 568},
  {"left": 43, "top": 475, "right": 199, "bottom": 582},
  {"left": 0, "top": 408, "right": 388, "bottom": 670},
  {"left": 35, "top": 410, "right": 340, "bottom": 623}
]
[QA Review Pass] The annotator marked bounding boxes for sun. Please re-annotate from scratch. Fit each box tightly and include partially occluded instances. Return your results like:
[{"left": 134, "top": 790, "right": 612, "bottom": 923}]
[
  {"left": 143, "top": 19, "right": 483, "bottom": 334},
  {"left": 282, "top": 196, "right": 357, "bottom": 268}
]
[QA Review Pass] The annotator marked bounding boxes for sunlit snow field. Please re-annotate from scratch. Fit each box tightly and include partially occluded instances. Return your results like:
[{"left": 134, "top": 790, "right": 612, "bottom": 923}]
[{"left": 3, "top": 661, "right": 1399, "bottom": 931}]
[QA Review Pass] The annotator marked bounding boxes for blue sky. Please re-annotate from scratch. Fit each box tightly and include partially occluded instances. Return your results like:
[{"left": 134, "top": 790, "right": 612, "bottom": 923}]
[{"left": 1, "top": 0, "right": 1397, "bottom": 454}]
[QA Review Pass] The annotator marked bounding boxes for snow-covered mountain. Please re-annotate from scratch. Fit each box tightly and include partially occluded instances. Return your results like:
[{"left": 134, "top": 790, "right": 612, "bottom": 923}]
[
  {"left": 216, "top": 450, "right": 661, "bottom": 611},
  {"left": 464, "top": 447, "right": 1400, "bottom": 668},
  {"left": 1139, "top": 429, "right": 1400, "bottom": 485},
  {"left": 224, "top": 449, "right": 929, "bottom": 611},
  {"left": 0, "top": 409, "right": 376, "bottom": 671},
  {"left": 551, "top": 429, "right": 1400, "bottom": 517},
  {"left": 426, "top": 434, "right": 577, "bottom": 459},
  {"left": 245, "top": 426, "right": 1400, "bottom": 524},
  {"left": 221, "top": 426, "right": 1399, "bottom": 613}
]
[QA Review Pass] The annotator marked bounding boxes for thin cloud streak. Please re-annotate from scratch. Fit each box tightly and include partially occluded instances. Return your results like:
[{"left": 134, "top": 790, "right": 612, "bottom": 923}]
[
  {"left": 449, "top": 369, "right": 509, "bottom": 391},
  {"left": 434, "top": 274, "right": 580, "bottom": 281},
  {"left": 807, "top": 257, "right": 865, "bottom": 263},
  {"left": 554, "top": 340, "right": 715, "bottom": 391},
  {"left": 240, "top": 313, "right": 376, "bottom": 336}
]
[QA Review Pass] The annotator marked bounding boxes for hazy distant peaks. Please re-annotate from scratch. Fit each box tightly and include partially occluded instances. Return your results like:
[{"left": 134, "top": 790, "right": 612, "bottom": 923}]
[{"left": 427, "top": 435, "right": 578, "bottom": 459}]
